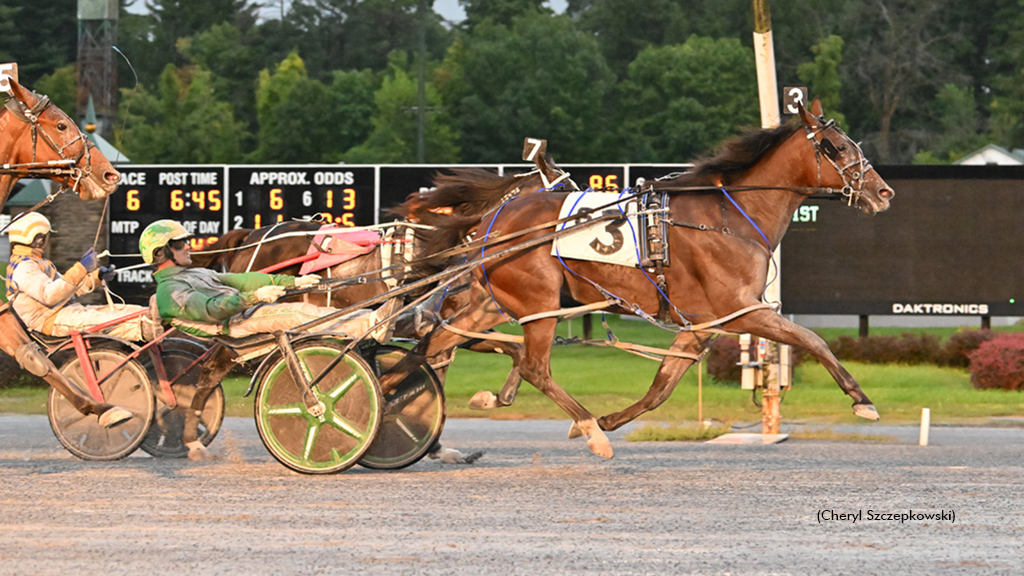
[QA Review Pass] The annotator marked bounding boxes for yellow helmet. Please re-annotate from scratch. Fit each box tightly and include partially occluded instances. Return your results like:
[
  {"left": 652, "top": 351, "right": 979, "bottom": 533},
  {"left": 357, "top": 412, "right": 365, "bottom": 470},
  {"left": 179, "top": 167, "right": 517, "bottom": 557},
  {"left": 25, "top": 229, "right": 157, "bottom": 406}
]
[
  {"left": 7, "top": 213, "right": 52, "bottom": 245},
  {"left": 138, "top": 219, "right": 191, "bottom": 264}
]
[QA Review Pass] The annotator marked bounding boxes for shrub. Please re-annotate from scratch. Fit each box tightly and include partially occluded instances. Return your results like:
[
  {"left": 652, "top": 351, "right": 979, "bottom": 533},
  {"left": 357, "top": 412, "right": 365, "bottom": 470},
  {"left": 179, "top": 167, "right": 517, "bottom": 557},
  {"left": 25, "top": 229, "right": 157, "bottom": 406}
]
[
  {"left": 0, "top": 354, "right": 46, "bottom": 389},
  {"left": 828, "top": 332, "right": 943, "bottom": 365},
  {"left": 704, "top": 337, "right": 806, "bottom": 384},
  {"left": 968, "top": 334, "right": 1024, "bottom": 390},
  {"left": 941, "top": 329, "right": 996, "bottom": 367},
  {"left": 705, "top": 337, "right": 743, "bottom": 384}
]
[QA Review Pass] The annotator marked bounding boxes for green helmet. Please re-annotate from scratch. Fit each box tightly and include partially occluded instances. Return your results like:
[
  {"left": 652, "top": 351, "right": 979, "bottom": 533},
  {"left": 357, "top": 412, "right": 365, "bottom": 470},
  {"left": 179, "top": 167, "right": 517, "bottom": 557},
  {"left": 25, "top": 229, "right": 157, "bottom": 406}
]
[{"left": 139, "top": 219, "right": 191, "bottom": 264}]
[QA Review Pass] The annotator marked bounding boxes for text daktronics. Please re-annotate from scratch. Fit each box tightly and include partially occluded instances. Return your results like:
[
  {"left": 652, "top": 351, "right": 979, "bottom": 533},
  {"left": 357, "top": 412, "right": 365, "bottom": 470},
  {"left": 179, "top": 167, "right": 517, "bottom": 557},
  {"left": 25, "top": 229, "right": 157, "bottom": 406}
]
[{"left": 892, "top": 303, "right": 989, "bottom": 315}]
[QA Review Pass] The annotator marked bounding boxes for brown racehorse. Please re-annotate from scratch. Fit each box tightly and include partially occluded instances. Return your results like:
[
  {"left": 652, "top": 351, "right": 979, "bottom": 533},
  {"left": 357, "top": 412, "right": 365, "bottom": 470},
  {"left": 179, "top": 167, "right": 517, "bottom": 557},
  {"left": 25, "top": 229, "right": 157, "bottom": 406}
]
[
  {"left": 191, "top": 162, "right": 576, "bottom": 393},
  {"left": 0, "top": 78, "right": 125, "bottom": 424},
  {"left": 382, "top": 101, "right": 895, "bottom": 458}
]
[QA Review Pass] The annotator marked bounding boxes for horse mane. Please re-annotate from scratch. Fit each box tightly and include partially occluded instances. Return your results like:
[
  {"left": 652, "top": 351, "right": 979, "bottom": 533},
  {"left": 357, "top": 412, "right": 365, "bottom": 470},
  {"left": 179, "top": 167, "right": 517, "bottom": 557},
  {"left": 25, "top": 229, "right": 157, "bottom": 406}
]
[
  {"left": 388, "top": 168, "right": 529, "bottom": 277},
  {"left": 655, "top": 121, "right": 802, "bottom": 189},
  {"left": 388, "top": 168, "right": 524, "bottom": 222}
]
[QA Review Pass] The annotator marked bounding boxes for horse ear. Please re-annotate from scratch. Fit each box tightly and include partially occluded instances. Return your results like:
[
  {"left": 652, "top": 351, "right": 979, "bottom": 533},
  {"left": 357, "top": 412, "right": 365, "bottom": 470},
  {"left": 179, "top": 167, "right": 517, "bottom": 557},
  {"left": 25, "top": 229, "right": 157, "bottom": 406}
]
[
  {"left": 797, "top": 100, "right": 816, "bottom": 128},
  {"left": 3, "top": 75, "right": 25, "bottom": 100},
  {"left": 810, "top": 98, "right": 824, "bottom": 117}
]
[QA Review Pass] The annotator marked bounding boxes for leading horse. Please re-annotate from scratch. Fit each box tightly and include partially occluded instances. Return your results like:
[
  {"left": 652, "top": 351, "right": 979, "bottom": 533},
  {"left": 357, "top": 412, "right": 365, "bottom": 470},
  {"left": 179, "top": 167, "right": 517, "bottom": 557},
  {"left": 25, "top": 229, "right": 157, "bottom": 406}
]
[
  {"left": 1, "top": 78, "right": 125, "bottom": 425},
  {"left": 382, "top": 101, "right": 894, "bottom": 458}
]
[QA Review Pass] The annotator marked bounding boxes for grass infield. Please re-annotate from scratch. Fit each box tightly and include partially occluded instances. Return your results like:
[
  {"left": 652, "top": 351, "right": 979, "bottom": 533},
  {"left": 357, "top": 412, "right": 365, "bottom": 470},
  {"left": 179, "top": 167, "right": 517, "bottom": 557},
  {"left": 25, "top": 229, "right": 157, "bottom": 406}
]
[{"left": 3, "top": 317, "right": 1024, "bottom": 428}]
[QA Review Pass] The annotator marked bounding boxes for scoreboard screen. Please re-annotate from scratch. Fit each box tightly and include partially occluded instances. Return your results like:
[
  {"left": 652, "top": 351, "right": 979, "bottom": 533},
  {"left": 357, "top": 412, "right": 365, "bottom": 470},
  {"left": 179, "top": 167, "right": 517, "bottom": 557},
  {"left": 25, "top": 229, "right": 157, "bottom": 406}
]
[
  {"left": 227, "top": 166, "right": 376, "bottom": 229},
  {"left": 108, "top": 166, "right": 228, "bottom": 300},
  {"left": 781, "top": 165, "right": 1024, "bottom": 317}
]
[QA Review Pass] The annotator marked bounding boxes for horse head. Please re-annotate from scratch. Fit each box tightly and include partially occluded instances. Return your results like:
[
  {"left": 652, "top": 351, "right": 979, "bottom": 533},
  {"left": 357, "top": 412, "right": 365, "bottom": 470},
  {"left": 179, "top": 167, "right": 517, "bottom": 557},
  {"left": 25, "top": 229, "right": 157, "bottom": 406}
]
[
  {"left": 2, "top": 78, "right": 121, "bottom": 201},
  {"left": 798, "top": 99, "right": 894, "bottom": 214}
]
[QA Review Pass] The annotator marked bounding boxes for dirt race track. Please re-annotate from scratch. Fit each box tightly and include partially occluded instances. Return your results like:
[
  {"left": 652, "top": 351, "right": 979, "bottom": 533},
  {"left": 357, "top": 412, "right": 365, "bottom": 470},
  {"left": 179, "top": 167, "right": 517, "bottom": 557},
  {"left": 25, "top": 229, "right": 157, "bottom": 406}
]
[{"left": 1, "top": 415, "right": 1023, "bottom": 576}]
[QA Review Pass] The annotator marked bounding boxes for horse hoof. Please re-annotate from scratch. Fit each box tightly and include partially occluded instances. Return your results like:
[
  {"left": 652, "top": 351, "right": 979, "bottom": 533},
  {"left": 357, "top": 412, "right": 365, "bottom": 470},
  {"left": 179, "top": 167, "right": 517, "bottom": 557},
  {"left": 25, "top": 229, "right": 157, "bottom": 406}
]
[
  {"left": 567, "top": 422, "right": 583, "bottom": 439},
  {"left": 98, "top": 406, "right": 133, "bottom": 428},
  {"left": 853, "top": 403, "right": 881, "bottom": 421},
  {"left": 468, "top": 391, "right": 499, "bottom": 410},
  {"left": 576, "top": 419, "right": 614, "bottom": 459},
  {"left": 429, "top": 447, "right": 484, "bottom": 464},
  {"left": 586, "top": 436, "right": 614, "bottom": 459},
  {"left": 185, "top": 440, "right": 216, "bottom": 461}
]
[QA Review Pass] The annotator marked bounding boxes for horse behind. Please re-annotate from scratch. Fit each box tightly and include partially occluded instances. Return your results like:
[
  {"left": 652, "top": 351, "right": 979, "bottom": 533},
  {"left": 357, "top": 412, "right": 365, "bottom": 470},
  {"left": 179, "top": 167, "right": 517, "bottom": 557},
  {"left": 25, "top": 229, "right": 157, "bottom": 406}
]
[
  {"left": 1, "top": 78, "right": 126, "bottom": 423},
  {"left": 382, "top": 100, "right": 895, "bottom": 459}
]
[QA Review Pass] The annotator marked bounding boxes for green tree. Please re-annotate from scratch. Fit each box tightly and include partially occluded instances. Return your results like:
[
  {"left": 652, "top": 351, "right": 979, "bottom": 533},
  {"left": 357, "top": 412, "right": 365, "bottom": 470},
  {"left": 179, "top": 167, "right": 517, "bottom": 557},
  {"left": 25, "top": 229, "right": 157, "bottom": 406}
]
[
  {"left": 118, "top": 64, "right": 245, "bottom": 163},
  {"left": 796, "top": 35, "right": 846, "bottom": 128},
  {"left": 615, "top": 36, "right": 759, "bottom": 163},
  {"left": 567, "top": 0, "right": 687, "bottom": 77},
  {"left": 343, "top": 53, "right": 458, "bottom": 163},
  {"left": 440, "top": 12, "right": 615, "bottom": 163},
  {"left": 249, "top": 52, "right": 378, "bottom": 163},
  {"left": 913, "top": 84, "right": 987, "bottom": 164},
  {"left": 0, "top": 0, "right": 76, "bottom": 85},
  {"left": 461, "top": 0, "right": 550, "bottom": 28},
  {"left": 279, "top": 0, "right": 452, "bottom": 75},
  {"left": 249, "top": 51, "right": 308, "bottom": 162},
  {"left": 178, "top": 22, "right": 261, "bottom": 135},
  {"left": 0, "top": 2, "right": 23, "bottom": 63},
  {"left": 986, "top": 0, "right": 1024, "bottom": 149},
  {"left": 840, "top": 0, "right": 966, "bottom": 163},
  {"left": 326, "top": 69, "right": 378, "bottom": 155},
  {"left": 34, "top": 65, "right": 78, "bottom": 114}
]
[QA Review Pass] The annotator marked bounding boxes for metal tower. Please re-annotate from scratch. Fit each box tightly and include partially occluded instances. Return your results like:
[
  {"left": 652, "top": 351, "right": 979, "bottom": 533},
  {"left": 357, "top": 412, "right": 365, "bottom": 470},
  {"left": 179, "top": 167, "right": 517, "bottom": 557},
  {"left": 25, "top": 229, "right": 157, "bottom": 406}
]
[{"left": 77, "top": 0, "right": 118, "bottom": 141}]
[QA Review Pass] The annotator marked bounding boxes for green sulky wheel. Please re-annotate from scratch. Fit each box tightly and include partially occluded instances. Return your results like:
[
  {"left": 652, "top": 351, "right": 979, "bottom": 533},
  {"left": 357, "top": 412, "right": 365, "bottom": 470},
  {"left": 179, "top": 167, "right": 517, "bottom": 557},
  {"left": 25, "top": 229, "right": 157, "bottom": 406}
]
[
  {"left": 359, "top": 345, "right": 445, "bottom": 470},
  {"left": 254, "top": 339, "right": 382, "bottom": 474},
  {"left": 47, "top": 349, "right": 155, "bottom": 461}
]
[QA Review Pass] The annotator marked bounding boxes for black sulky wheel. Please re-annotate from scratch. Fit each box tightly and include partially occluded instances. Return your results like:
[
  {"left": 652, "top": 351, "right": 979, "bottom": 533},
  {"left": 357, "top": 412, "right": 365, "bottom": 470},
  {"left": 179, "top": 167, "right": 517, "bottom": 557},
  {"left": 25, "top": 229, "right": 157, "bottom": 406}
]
[
  {"left": 141, "top": 344, "right": 225, "bottom": 458},
  {"left": 359, "top": 345, "right": 445, "bottom": 470},
  {"left": 254, "top": 338, "right": 382, "bottom": 474},
  {"left": 47, "top": 349, "right": 155, "bottom": 461}
]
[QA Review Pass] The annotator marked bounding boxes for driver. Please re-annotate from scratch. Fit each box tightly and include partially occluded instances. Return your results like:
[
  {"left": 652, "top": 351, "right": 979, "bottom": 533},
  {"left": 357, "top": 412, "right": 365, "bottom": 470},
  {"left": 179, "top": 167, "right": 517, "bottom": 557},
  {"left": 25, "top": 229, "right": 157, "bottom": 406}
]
[
  {"left": 5, "top": 213, "right": 158, "bottom": 341},
  {"left": 138, "top": 219, "right": 386, "bottom": 340}
]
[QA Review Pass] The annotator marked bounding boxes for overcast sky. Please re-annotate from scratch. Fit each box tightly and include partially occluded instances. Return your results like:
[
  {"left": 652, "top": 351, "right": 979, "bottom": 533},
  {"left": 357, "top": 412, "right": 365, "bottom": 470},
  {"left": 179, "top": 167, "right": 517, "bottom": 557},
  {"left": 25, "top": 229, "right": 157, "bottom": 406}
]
[{"left": 124, "top": 0, "right": 568, "bottom": 25}]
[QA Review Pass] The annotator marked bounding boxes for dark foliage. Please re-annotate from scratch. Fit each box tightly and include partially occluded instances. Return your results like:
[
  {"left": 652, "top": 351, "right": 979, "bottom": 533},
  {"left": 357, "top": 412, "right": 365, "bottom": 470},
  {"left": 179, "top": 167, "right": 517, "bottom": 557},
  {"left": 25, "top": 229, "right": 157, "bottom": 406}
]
[
  {"left": 968, "top": 334, "right": 1024, "bottom": 390},
  {"left": 705, "top": 336, "right": 807, "bottom": 384},
  {"left": 940, "top": 329, "right": 997, "bottom": 367}
]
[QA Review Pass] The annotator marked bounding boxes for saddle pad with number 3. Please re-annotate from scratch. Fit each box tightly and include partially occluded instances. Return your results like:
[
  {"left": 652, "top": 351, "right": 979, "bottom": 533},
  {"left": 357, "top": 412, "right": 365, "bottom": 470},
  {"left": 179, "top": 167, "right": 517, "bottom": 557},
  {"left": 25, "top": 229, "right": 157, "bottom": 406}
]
[{"left": 551, "top": 192, "right": 640, "bottom": 267}]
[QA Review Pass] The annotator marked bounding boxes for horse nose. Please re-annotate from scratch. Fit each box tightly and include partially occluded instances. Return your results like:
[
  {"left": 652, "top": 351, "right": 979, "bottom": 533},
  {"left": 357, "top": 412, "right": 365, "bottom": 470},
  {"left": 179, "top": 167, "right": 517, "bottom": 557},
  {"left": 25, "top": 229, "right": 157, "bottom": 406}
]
[
  {"left": 879, "top": 187, "right": 894, "bottom": 200},
  {"left": 106, "top": 170, "right": 121, "bottom": 185}
]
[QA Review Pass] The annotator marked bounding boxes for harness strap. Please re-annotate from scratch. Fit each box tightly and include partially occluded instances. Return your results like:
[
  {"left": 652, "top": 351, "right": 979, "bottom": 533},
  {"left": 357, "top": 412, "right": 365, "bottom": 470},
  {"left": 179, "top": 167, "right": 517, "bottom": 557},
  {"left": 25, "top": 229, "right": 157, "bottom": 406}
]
[
  {"left": 439, "top": 321, "right": 701, "bottom": 361},
  {"left": 517, "top": 300, "right": 616, "bottom": 324},
  {"left": 243, "top": 221, "right": 288, "bottom": 272}
]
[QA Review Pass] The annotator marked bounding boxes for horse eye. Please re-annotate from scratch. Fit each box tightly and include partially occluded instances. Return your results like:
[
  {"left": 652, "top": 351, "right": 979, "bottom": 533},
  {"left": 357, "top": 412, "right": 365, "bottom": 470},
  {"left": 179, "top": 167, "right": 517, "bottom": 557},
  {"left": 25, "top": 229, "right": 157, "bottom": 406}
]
[
  {"left": 57, "top": 122, "right": 68, "bottom": 131},
  {"left": 838, "top": 144, "right": 847, "bottom": 152}
]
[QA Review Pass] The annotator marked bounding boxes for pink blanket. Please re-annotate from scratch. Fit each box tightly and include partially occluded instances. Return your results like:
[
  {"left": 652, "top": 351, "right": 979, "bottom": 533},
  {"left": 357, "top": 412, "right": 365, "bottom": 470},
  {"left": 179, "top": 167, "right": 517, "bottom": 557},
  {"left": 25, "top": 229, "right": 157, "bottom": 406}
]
[{"left": 298, "top": 227, "right": 380, "bottom": 275}]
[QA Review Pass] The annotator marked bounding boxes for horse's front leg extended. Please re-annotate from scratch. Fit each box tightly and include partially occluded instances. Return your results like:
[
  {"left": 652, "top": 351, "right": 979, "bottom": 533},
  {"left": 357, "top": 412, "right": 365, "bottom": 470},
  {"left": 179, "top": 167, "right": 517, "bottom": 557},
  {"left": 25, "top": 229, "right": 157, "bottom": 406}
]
[
  {"left": 726, "top": 310, "right": 878, "bottom": 420},
  {"left": 517, "top": 318, "right": 613, "bottom": 459},
  {"left": 590, "top": 331, "right": 713, "bottom": 432}
]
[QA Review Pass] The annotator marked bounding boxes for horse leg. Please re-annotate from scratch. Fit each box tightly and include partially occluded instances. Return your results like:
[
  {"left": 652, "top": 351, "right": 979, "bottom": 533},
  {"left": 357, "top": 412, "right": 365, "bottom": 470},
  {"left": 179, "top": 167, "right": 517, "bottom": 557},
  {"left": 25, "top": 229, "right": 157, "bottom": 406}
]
[
  {"left": 517, "top": 318, "right": 613, "bottom": 459},
  {"left": 0, "top": 312, "right": 131, "bottom": 426},
  {"left": 580, "top": 331, "right": 715, "bottom": 434},
  {"left": 463, "top": 339, "right": 523, "bottom": 409},
  {"left": 726, "top": 309, "right": 879, "bottom": 420},
  {"left": 183, "top": 345, "right": 236, "bottom": 460}
]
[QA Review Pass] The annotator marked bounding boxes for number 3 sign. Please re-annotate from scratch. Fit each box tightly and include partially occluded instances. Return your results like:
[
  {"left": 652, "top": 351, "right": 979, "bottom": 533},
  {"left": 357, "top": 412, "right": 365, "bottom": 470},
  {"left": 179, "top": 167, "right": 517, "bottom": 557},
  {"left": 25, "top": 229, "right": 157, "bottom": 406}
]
[
  {"left": 783, "top": 86, "right": 808, "bottom": 115},
  {"left": 0, "top": 62, "right": 18, "bottom": 93}
]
